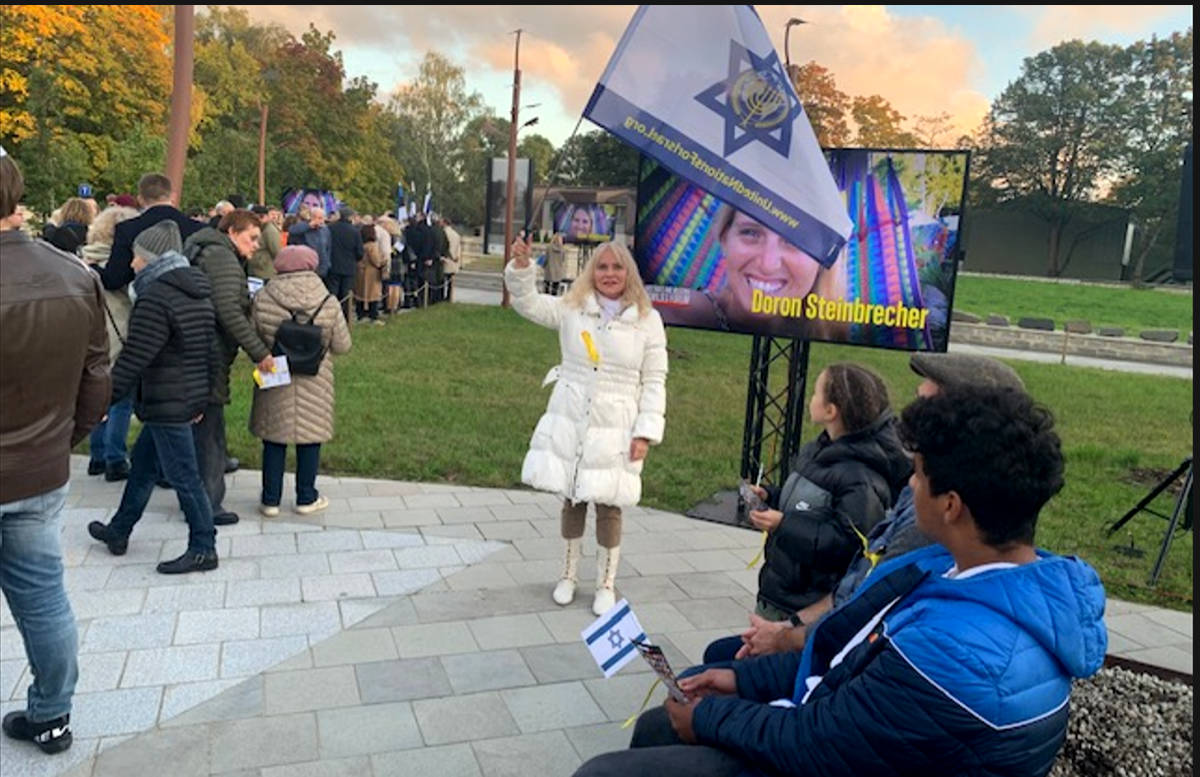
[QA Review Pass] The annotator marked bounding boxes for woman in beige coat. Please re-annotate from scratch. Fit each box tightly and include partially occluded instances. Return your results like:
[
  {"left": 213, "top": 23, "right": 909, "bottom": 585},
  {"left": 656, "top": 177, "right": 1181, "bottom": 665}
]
[
  {"left": 250, "top": 245, "right": 352, "bottom": 516},
  {"left": 354, "top": 224, "right": 387, "bottom": 324}
]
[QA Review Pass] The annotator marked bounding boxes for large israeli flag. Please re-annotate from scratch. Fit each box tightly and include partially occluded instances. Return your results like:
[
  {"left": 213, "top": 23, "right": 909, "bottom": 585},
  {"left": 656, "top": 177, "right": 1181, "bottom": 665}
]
[
  {"left": 584, "top": 5, "right": 851, "bottom": 265},
  {"left": 581, "top": 599, "right": 647, "bottom": 678}
]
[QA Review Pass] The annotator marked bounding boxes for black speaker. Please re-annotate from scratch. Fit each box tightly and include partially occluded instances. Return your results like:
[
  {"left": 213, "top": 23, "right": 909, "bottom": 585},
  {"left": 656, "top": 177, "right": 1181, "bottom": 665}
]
[{"left": 1172, "top": 142, "right": 1192, "bottom": 283}]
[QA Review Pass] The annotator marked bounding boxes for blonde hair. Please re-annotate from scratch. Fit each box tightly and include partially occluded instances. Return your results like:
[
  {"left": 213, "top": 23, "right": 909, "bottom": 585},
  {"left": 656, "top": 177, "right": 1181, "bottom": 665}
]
[
  {"left": 87, "top": 205, "right": 138, "bottom": 246},
  {"left": 59, "top": 197, "right": 94, "bottom": 226},
  {"left": 561, "top": 240, "right": 653, "bottom": 318}
]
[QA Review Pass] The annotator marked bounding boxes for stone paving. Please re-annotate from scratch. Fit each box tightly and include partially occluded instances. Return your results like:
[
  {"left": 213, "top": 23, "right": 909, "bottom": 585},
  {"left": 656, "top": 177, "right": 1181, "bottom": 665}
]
[{"left": 0, "top": 455, "right": 1191, "bottom": 777}]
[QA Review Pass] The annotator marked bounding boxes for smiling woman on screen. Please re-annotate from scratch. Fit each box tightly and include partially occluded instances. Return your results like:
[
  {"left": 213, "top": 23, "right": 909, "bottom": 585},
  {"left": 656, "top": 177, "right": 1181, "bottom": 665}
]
[{"left": 669, "top": 203, "right": 846, "bottom": 338}]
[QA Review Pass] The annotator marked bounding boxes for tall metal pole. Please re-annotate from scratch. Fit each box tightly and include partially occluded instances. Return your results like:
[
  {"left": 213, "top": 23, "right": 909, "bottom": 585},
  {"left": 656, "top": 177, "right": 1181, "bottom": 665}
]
[
  {"left": 165, "top": 5, "right": 194, "bottom": 206},
  {"left": 257, "top": 101, "right": 268, "bottom": 205},
  {"left": 501, "top": 29, "right": 522, "bottom": 308}
]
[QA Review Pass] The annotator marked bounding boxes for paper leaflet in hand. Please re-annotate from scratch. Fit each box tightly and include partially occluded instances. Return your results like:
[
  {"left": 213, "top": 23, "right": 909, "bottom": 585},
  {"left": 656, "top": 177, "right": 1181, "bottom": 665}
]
[
  {"left": 631, "top": 638, "right": 688, "bottom": 703},
  {"left": 253, "top": 355, "right": 292, "bottom": 389}
]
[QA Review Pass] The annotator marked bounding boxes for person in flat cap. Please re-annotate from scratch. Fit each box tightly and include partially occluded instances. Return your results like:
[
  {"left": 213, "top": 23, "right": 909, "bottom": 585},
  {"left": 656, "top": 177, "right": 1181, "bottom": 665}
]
[
  {"left": 87, "top": 220, "right": 223, "bottom": 575},
  {"left": 701, "top": 351, "right": 1027, "bottom": 665}
]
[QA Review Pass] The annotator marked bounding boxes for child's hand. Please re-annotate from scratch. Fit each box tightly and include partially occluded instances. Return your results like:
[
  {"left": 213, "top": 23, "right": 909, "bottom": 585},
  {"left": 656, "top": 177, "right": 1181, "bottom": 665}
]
[{"left": 748, "top": 509, "right": 783, "bottom": 532}]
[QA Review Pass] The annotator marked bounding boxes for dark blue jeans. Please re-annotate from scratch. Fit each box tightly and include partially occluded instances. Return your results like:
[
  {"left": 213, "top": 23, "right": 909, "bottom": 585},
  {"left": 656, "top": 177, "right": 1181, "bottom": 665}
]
[
  {"left": 110, "top": 422, "right": 216, "bottom": 554},
  {"left": 261, "top": 441, "right": 321, "bottom": 507},
  {"left": 88, "top": 396, "right": 134, "bottom": 465},
  {"left": 701, "top": 636, "right": 744, "bottom": 665}
]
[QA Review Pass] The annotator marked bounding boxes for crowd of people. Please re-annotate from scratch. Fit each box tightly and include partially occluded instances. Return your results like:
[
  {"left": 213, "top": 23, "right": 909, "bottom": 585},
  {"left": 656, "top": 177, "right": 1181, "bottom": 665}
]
[{"left": 1, "top": 146, "right": 1107, "bottom": 777}]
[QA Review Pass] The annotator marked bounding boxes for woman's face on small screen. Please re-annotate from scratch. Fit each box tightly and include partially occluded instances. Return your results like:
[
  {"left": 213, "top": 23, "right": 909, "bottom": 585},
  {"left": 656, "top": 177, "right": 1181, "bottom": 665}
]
[
  {"left": 571, "top": 208, "right": 593, "bottom": 238},
  {"left": 720, "top": 211, "right": 820, "bottom": 317},
  {"left": 301, "top": 192, "right": 323, "bottom": 212}
]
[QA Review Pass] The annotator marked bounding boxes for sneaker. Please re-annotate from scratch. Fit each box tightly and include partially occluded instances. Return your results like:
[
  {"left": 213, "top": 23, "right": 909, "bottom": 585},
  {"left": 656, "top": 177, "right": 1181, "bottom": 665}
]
[
  {"left": 157, "top": 551, "right": 218, "bottom": 575},
  {"left": 104, "top": 460, "right": 130, "bottom": 482},
  {"left": 213, "top": 512, "right": 240, "bottom": 526},
  {"left": 258, "top": 504, "right": 280, "bottom": 518},
  {"left": 295, "top": 495, "right": 329, "bottom": 515},
  {"left": 224, "top": 457, "right": 240, "bottom": 474},
  {"left": 87, "top": 460, "right": 105, "bottom": 476},
  {"left": 372, "top": 319, "right": 385, "bottom": 327},
  {"left": 2, "top": 711, "right": 72, "bottom": 754},
  {"left": 87, "top": 521, "right": 128, "bottom": 556}
]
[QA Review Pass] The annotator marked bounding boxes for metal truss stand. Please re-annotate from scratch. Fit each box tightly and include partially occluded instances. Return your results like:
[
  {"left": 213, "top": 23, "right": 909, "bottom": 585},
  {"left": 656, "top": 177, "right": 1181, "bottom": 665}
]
[
  {"left": 1105, "top": 457, "right": 1194, "bottom": 586},
  {"left": 687, "top": 335, "right": 811, "bottom": 529}
]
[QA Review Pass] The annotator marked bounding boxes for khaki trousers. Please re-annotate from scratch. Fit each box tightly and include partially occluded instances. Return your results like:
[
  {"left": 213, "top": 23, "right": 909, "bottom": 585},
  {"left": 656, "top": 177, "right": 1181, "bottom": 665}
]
[{"left": 561, "top": 500, "right": 622, "bottom": 548}]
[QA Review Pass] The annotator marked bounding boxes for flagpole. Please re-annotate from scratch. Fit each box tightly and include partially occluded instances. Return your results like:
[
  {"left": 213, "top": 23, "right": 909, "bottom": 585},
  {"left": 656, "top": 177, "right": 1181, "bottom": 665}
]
[{"left": 501, "top": 28, "right": 523, "bottom": 309}]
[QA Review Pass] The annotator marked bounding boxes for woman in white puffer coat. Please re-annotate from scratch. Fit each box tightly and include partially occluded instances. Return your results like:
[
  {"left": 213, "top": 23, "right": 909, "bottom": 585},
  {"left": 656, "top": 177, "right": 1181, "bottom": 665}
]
[{"left": 506, "top": 238, "right": 668, "bottom": 615}]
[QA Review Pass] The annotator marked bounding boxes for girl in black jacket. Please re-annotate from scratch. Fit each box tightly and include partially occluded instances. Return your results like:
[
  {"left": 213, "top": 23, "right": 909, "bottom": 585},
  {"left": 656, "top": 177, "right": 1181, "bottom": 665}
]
[{"left": 748, "top": 363, "right": 912, "bottom": 619}]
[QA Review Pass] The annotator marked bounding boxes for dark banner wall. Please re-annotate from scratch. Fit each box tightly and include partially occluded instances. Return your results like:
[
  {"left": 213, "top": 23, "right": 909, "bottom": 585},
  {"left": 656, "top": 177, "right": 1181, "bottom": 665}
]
[{"left": 483, "top": 158, "right": 533, "bottom": 255}]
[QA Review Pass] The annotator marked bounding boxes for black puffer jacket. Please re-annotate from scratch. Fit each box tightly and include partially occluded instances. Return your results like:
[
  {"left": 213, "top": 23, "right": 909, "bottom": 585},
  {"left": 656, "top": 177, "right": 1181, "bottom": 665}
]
[
  {"left": 110, "top": 255, "right": 216, "bottom": 424},
  {"left": 757, "top": 411, "right": 912, "bottom": 615}
]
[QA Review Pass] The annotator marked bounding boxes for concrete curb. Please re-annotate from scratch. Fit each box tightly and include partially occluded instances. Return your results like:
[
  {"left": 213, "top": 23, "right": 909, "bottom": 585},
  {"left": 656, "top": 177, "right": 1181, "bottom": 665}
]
[{"left": 950, "top": 322, "right": 1193, "bottom": 368}]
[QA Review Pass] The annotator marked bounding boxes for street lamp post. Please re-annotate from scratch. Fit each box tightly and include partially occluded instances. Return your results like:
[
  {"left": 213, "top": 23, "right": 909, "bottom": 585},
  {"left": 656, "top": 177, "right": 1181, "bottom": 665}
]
[{"left": 501, "top": 29, "right": 523, "bottom": 308}]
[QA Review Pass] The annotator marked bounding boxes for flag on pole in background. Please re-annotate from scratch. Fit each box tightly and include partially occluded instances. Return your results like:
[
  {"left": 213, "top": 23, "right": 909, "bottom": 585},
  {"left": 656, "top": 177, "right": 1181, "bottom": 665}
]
[
  {"left": 583, "top": 5, "right": 851, "bottom": 266},
  {"left": 396, "top": 182, "right": 405, "bottom": 222},
  {"left": 581, "top": 599, "right": 647, "bottom": 678},
  {"left": 423, "top": 187, "right": 433, "bottom": 217}
]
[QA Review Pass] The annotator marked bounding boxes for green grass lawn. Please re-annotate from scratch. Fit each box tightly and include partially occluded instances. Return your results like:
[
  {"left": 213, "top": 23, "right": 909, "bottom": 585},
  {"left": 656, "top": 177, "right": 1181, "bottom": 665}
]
[
  {"left": 953, "top": 274, "right": 1193, "bottom": 335},
  {"left": 211, "top": 304, "right": 1194, "bottom": 611}
]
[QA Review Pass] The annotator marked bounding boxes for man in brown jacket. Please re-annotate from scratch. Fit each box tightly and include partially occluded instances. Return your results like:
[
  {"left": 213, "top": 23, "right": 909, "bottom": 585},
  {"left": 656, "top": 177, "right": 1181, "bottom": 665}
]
[{"left": 0, "top": 149, "right": 110, "bottom": 754}]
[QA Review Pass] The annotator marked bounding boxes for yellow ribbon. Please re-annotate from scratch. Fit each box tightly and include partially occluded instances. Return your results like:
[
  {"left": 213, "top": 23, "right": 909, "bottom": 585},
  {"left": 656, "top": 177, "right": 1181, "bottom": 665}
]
[
  {"left": 621, "top": 678, "right": 662, "bottom": 729},
  {"left": 850, "top": 521, "right": 883, "bottom": 575},
  {"left": 745, "top": 529, "right": 769, "bottom": 569},
  {"left": 581, "top": 330, "right": 600, "bottom": 364}
]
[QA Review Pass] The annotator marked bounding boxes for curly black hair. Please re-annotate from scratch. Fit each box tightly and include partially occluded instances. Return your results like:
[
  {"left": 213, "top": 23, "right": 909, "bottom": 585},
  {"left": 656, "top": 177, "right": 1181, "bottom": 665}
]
[{"left": 899, "top": 386, "right": 1063, "bottom": 547}]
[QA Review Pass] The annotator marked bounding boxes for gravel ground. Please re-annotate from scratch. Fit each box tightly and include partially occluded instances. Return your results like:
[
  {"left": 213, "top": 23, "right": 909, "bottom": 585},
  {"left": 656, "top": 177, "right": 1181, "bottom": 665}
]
[{"left": 1051, "top": 667, "right": 1193, "bottom": 777}]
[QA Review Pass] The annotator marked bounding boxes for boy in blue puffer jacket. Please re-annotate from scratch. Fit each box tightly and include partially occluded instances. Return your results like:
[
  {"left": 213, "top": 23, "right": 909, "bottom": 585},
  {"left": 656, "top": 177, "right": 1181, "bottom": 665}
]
[{"left": 576, "top": 385, "right": 1107, "bottom": 777}]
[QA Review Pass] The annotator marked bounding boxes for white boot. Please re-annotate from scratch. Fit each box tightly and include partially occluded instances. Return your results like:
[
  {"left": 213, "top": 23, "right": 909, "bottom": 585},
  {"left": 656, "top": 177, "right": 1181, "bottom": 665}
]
[
  {"left": 552, "top": 538, "right": 582, "bottom": 606},
  {"left": 592, "top": 545, "right": 621, "bottom": 616}
]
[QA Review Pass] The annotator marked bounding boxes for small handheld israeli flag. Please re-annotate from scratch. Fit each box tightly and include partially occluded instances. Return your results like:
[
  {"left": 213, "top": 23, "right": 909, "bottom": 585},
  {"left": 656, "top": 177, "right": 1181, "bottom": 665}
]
[
  {"left": 584, "top": 5, "right": 852, "bottom": 265},
  {"left": 581, "top": 599, "right": 647, "bottom": 678}
]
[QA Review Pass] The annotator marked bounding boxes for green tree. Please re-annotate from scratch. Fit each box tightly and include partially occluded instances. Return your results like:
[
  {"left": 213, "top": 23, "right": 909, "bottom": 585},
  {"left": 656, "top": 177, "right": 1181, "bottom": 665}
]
[
  {"left": 1, "top": 4, "right": 170, "bottom": 204},
  {"left": 972, "top": 40, "right": 1129, "bottom": 276},
  {"left": 787, "top": 62, "right": 851, "bottom": 147},
  {"left": 517, "top": 133, "right": 556, "bottom": 186},
  {"left": 551, "top": 130, "right": 638, "bottom": 188},
  {"left": 389, "top": 51, "right": 486, "bottom": 222},
  {"left": 851, "top": 95, "right": 919, "bottom": 148},
  {"left": 1107, "top": 29, "right": 1193, "bottom": 286},
  {"left": 912, "top": 112, "right": 954, "bottom": 149}
]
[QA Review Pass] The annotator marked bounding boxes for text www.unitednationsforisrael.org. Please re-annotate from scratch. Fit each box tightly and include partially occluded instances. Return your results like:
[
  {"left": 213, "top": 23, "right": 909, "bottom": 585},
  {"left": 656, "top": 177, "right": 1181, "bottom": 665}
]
[{"left": 623, "top": 116, "right": 801, "bottom": 230}]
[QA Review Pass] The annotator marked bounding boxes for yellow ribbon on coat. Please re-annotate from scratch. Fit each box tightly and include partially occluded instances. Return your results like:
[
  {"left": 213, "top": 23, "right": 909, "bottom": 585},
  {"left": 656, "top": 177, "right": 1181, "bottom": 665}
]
[
  {"left": 745, "top": 530, "right": 769, "bottom": 569},
  {"left": 581, "top": 330, "right": 600, "bottom": 365}
]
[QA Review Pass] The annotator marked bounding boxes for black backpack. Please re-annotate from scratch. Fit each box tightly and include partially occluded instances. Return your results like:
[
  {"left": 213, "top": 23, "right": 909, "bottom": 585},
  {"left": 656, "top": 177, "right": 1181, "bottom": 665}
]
[{"left": 271, "top": 292, "right": 333, "bottom": 376}]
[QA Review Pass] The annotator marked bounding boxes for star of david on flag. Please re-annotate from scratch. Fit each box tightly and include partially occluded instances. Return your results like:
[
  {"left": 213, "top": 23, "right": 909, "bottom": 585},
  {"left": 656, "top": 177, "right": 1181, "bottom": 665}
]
[
  {"left": 581, "top": 599, "right": 647, "bottom": 678},
  {"left": 583, "top": 4, "right": 852, "bottom": 265},
  {"left": 694, "top": 40, "right": 802, "bottom": 158}
]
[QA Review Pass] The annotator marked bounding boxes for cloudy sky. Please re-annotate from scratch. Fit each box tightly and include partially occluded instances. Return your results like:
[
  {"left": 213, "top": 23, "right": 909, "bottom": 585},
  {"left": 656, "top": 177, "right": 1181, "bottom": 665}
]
[{"left": 233, "top": 5, "right": 1192, "bottom": 146}]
